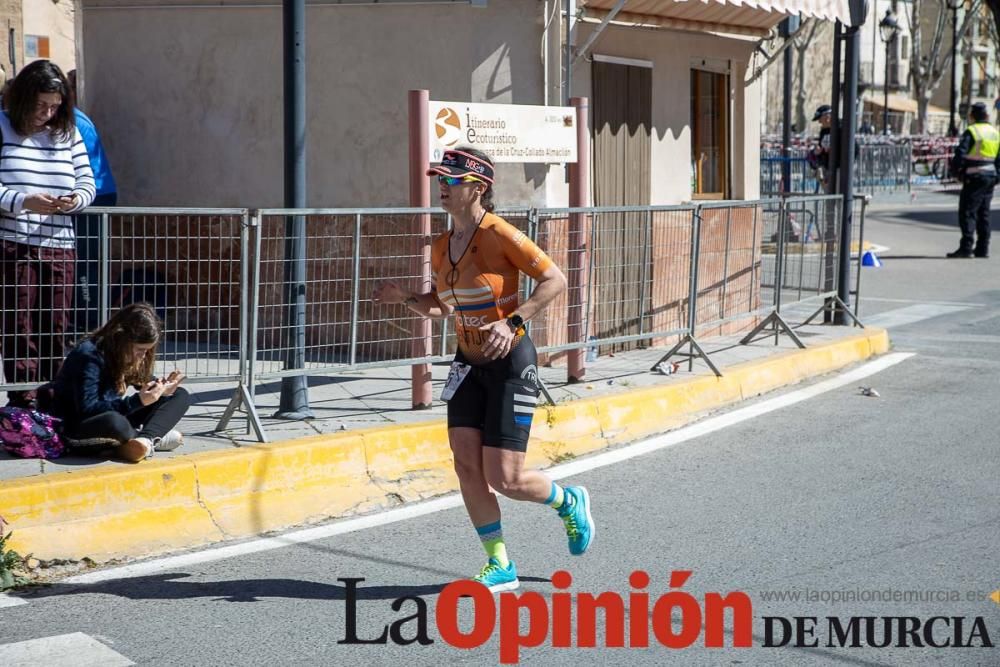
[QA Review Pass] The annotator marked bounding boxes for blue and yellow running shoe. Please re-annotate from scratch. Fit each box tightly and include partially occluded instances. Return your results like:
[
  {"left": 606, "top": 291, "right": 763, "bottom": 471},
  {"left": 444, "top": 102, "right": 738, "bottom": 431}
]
[
  {"left": 557, "top": 486, "right": 595, "bottom": 555},
  {"left": 472, "top": 558, "right": 519, "bottom": 593}
]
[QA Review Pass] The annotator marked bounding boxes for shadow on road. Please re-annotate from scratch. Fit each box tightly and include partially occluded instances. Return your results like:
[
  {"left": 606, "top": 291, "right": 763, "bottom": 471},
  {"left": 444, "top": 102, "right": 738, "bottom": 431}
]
[
  {"left": 883, "top": 207, "right": 1000, "bottom": 231},
  {"left": 877, "top": 255, "right": 955, "bottom": 260},
  {"left": 18, "top": 571, "right": 552, "bottom": 603}
]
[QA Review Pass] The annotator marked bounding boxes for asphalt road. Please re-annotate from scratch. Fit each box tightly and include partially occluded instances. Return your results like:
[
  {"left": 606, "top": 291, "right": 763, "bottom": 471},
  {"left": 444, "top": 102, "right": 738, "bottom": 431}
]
[{"left": 1, "top": 192, "right": 997, "bottom": 666}]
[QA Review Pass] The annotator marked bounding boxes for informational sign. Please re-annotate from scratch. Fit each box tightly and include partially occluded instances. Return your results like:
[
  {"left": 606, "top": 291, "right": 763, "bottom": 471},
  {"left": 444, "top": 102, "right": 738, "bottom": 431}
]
[{"left": 428, "top": 100, "right": 578, "bottom": 163}]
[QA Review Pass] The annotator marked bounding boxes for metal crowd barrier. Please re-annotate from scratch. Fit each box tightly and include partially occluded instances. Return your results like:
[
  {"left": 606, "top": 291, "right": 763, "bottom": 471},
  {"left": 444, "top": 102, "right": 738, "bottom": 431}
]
[
  {"left": 761, "top": 144, "right": 912, "bottom": 196},
  {"left": 65, "top": 207, "right": 250, "bottom": 386},
  {"left": 1, "top": 208, "right": 250, "bottom": 412},
  {"left": 249, "top": 208, "right": 452, "bottom": 377},
  {"left": 854, "top": 144, "right": 911, "bottom": 194},
  {"left": 760, "top": 152, "right": 824, "bottom": 195},
  {"left": 529, "top": 205, "right": 696, "bottom": 357},
  {"left": 0, "top": 199, "right": 866, "bottom": 442},
  {"left": 738, "top": 194, "right": 864, "bottom": 347}
]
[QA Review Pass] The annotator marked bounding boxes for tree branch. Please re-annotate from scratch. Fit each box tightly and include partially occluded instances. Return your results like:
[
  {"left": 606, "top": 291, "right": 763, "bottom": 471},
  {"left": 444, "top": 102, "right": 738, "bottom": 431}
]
[
  {"left": 744, "top": 20, "right": 814, "bottom": 87},
  {"left": 908, "top": 0, "right": 983, "bottom": 99}
]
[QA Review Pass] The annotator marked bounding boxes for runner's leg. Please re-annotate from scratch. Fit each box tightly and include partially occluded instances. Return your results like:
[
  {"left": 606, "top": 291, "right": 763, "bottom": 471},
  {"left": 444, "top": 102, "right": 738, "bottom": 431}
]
[
  {"left": 447, "top": 365, "right": 518, "bottom": 588},
  {"left": 479, "top": 336, "right": 596, "bottom": 556},
  {"left": 449, "top": 427, "right": 500, "bottom": 528}
]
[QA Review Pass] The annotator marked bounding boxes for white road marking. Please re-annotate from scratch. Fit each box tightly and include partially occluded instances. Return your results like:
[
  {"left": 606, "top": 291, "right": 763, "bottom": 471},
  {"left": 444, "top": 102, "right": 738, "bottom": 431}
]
[
  {"left": 0, "top": 593, "right": 27, "bottom": 608},
  {"left": 863, "top": 304, "right": 970, "bottom": 329},
  {"left": 0, "top": 632, "right": 133, "bottom": 666},
  {"left": 549, "top": 352, "right": 914, "bottom": 479},
  {"left": 60, "top": 352, "right": 914, "bottom": 586}
]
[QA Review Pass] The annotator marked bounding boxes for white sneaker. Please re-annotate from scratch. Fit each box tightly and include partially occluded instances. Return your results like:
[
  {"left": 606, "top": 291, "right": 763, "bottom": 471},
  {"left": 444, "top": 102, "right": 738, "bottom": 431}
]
[
  {"left": 119, "top": 437, "right": 154, "bottom": 462},
  {"left": 153, "top": 429, "right": 184, "bottom": 452}
]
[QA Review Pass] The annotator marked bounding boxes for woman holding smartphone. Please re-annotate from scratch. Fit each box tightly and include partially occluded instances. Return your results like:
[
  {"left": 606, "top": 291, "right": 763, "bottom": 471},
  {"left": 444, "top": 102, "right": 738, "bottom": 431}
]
[
  {"left": 0, "top": 60, "right": 96, "bottom": 408},
  {"left": 39, "top": 303, "right": 189, "bottom": 462}
]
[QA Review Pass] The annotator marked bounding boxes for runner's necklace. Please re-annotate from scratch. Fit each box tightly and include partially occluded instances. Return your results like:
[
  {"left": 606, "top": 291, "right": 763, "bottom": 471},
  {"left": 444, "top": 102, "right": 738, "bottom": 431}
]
[{"left": 446, "top": 209, "right": 487, "bottom": 288}]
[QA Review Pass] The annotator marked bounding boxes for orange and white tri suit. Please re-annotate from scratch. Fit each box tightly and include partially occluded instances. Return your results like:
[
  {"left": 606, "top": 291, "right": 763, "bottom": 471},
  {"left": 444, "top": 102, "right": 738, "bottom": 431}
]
[{"left": 431, "top": 213, "right": 552, "bottom": 366}]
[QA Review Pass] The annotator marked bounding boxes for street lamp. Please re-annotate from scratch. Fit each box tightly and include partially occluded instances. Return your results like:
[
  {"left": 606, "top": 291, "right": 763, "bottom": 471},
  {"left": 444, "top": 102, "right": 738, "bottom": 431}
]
[
  {"left": 879, "top": 9, "right": 900, "bottom": 135},
  {"left": 947, "top": 0, "right": 962, "bottom": 136}
]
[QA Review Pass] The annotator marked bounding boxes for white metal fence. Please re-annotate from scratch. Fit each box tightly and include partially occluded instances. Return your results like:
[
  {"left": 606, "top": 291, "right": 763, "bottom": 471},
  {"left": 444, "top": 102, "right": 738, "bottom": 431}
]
[{"left": 0, "top": 196, "right": 865, "bottom": 441}]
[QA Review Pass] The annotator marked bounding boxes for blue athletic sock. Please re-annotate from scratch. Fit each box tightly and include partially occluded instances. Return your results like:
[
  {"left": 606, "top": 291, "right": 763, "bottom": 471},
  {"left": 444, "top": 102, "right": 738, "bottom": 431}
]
[{"left": 545, "top": 482, "right": 569, "bottom": 509}]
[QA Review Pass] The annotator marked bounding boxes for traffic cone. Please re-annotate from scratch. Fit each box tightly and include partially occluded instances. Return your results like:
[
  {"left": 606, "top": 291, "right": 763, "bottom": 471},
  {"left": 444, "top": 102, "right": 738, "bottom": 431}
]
[{"left": 861, "top": 250, "right": 882, "bottom": 267}]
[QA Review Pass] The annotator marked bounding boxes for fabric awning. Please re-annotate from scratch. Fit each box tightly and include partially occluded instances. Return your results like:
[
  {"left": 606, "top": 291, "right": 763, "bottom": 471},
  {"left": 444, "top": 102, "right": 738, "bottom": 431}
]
[
  {"left": 581, "top": 0, "right": 852, "bottom": 36},
  {"left": 864, "top": 93, "right": 919, "bottom": 113}
]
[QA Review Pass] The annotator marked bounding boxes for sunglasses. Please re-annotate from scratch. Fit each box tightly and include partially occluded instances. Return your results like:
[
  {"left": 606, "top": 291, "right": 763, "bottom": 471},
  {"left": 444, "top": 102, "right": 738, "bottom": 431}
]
[{"left": 437, "top": 175, "right": 482, "bottom": 187}]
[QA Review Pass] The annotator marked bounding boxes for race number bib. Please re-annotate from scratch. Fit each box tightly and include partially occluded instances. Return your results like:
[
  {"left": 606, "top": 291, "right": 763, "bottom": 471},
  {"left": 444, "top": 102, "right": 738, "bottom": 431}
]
[{"left": 440, "top": 361, "right": 471, "bottom": 402}]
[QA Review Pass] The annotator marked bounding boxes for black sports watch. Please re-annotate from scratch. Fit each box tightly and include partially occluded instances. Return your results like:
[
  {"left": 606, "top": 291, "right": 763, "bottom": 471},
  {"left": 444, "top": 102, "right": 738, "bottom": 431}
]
[{"left": 506, "top": 314, "right": 525, "bottom": 334}]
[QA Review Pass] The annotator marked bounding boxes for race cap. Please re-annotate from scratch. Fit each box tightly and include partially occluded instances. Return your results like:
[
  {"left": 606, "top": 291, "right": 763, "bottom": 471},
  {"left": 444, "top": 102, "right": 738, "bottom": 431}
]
[{"left": 426, "top": 149, "right": 495, "bottom": 184}]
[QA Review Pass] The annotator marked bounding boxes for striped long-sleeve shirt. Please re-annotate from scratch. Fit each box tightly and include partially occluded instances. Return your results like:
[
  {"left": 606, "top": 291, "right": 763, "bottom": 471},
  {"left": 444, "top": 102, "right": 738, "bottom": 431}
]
[{"left": 0, "top": 111, "right": 96, "bottom": 249}]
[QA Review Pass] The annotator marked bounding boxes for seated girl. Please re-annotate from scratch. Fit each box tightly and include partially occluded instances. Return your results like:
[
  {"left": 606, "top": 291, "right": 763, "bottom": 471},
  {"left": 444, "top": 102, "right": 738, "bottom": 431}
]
[{"left": 39, "top": 303, "right": 190, "bottom": 463}]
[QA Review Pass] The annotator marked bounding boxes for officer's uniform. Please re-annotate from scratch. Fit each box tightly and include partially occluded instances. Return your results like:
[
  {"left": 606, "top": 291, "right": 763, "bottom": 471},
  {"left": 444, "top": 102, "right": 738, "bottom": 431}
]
[
  {"left": 951, "top": 120, "right": 999, "bottom": 257},
  {"left": 811, "top": 104, "right": 832, "bottom": 192}
]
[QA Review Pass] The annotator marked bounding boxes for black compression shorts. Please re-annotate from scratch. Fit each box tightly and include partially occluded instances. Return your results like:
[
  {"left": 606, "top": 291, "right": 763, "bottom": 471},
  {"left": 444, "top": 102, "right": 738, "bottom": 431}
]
[{"left": 446, "top": 335, "right": 541, "bottom": 452}]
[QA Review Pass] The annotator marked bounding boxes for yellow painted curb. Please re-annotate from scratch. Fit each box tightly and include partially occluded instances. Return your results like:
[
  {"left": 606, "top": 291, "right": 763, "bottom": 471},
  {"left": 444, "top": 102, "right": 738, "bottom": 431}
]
[{"left": 0, "top": 328, "right": 889, "bottom": 563}]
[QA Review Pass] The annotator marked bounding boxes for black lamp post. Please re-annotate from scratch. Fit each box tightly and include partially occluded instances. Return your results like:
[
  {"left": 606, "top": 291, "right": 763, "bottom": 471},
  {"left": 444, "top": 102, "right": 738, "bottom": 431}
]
[
  {"left": 879, "top": 9, "right": 900, "bottom": 135},
  {"left": 948, "top": 0, "right": 961, "bottom": 136}
]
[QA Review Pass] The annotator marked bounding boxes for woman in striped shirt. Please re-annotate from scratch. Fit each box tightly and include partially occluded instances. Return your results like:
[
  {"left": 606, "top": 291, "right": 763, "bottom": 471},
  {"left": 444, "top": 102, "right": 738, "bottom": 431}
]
[{"left": 0, "top": 60, "right": 95, "bottom": 407}]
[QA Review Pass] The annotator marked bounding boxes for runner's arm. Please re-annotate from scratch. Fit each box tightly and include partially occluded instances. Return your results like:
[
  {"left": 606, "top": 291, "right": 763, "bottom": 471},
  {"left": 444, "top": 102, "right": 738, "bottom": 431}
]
[
  {"left": 404, "top": 290, "right": 453, "bottom": 319},
  {"left": 371, "top": 280, "right": 453, "bottom": 319},
  {"left": 508, "top": 264, "right": 566, "bottom": 324},
  {"left": 494, "top": 221, "right": 566, "bottom": 325}
]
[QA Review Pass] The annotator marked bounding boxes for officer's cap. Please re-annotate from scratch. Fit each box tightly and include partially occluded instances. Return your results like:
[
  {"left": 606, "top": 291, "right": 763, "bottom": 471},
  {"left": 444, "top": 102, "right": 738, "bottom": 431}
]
[{"left": 812, "top": 104, "right": 833, "bottom": 121}]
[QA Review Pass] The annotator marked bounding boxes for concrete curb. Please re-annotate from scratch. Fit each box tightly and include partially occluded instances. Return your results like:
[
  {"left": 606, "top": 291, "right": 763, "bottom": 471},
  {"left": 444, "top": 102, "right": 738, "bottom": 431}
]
[{"left": 0, "top": 328, "right": 890, "bottom": 563}]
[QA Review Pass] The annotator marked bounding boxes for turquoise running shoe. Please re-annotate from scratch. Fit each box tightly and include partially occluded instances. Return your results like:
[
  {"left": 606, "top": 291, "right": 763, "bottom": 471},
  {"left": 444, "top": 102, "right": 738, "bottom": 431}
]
[
  {"left": 557, "top": 486, "right": 595, "bottom": 555},
  {"left": 472, "top": 558, "right": 519, "bottom": 593}
]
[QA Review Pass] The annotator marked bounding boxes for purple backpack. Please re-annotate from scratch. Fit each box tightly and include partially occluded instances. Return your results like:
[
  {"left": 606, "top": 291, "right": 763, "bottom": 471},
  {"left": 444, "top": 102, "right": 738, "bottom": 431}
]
[{"left": 0, "top": 407, "right": 65, "bottom": 459}]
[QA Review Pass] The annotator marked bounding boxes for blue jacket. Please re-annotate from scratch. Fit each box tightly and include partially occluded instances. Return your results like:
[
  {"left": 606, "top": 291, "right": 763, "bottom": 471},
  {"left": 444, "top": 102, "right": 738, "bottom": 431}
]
[
  {"left": 39, "top": 339, "right": 144, "bottom": 426},
  {"left": 74, "top": 108, "right": 117, "bottom": 197}
]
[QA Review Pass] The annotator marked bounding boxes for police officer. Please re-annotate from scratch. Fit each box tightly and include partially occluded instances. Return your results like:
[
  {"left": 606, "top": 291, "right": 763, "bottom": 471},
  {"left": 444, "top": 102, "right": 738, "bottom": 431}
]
[
  {"left": 809, "top": 105, "right": 833, "bottom": 191},
  {"left": 949, "top": 101, "right": 998, "bottom": 258}
]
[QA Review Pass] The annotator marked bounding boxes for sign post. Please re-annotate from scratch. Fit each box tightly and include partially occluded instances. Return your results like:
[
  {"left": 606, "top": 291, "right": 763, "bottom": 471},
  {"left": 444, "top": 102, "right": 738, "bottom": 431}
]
[
  {"left": 409, "top": 90, "right": 433, "bottom": 409},
  {"left": 567, "top": 97, "right": 589, "bottom": 383}
]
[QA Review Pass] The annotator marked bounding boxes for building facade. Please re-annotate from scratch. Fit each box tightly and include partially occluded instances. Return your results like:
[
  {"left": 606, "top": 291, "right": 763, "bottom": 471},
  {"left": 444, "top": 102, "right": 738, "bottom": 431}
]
[
  {"left": 0, "top": 0, "right": 24, "bottom": 83},
  {"left": 0, "top": 0, "right": 76, "bottom": 83},
  {"left": 859, "top": 0, "right": 914, "bottom": 134},
  {"left": 22, "top": 0, "right": 76, "bottom": 72},
  {"left": 928, "top": 3, "right": 998, "bottom": 131},
  {"left": 762, "top": 19, "right": 837, "bottom": 136},
  {"left": 74, "top": 0, "right": 834, "bottom": 208},
  {"left": 762, "top": 1, "right": 971, "bottom": 136}
]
